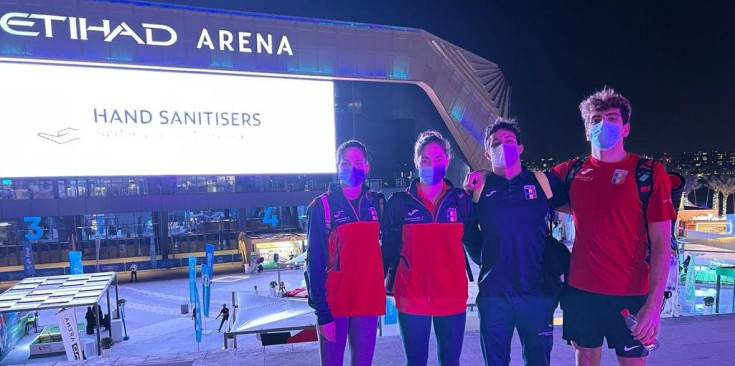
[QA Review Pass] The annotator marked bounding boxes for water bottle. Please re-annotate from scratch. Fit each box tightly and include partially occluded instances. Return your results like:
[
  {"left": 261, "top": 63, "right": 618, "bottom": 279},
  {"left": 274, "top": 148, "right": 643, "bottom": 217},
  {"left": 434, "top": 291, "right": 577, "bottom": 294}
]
[{"left": 620, "top": 309, "right": 660, "bottom": 351}]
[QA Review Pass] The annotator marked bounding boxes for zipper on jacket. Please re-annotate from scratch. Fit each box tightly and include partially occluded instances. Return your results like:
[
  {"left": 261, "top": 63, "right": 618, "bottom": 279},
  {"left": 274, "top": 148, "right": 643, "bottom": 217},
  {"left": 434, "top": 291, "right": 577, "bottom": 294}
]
[
  {"left": 407, "top": 190, "right": 450, "bottom": 223},
  {"left": 335, "top": 192, "right": 364, "bottom": 271},
  {"left": 346, "top": 193, "right": 363, "bottom": 222}
]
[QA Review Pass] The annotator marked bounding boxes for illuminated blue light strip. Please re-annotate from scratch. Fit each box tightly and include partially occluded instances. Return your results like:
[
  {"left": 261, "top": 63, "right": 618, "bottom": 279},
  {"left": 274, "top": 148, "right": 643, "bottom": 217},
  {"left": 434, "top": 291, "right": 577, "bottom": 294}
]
[
  {"left": 450, "top": 98, "right": 467, "bottom": 121},
  {"left": 391, "top": 56, "right": 410, "bottom": 79},
  {"left": 100, "top": 0, "right": 418, "bottom": 33}
]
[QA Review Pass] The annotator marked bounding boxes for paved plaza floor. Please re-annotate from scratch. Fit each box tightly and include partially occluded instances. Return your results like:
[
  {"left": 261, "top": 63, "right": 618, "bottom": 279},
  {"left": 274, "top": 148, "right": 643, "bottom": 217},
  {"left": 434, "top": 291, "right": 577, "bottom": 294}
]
[
  {"left": 2, "top": 256, "right": 735, "bottom": 365},
  {"left": 4, "top": 312, "right": 735, "bottom": 365}
]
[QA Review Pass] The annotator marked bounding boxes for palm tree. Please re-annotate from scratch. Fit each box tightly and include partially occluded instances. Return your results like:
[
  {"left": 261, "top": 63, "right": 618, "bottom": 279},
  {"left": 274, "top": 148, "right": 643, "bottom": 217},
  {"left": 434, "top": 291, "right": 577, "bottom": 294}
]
[
  {"left": 705, "top": 176, "right": 724, "bottom": 215},
  {"left": 705, "top": 176, "right": 735, "bottom": 217},
  {"left": 718, "top": 176, "right": 735, "bottom": 217},
  {"left": 681, "top": 175, "right": 702, "bottom": 209}
]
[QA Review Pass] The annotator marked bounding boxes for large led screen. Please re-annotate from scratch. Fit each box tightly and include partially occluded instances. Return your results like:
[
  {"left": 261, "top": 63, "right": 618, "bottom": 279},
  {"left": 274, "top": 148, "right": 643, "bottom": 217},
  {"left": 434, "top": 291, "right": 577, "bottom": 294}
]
[{"left": 0, "top": 59, "right": 336, "bottom": 177}]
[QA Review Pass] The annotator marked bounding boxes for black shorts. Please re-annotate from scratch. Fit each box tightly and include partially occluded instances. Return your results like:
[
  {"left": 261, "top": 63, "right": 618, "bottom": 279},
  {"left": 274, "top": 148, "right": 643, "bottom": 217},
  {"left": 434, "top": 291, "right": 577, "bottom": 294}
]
[{"left": 561, "top": 285, "right": 649, "bottom": 358}]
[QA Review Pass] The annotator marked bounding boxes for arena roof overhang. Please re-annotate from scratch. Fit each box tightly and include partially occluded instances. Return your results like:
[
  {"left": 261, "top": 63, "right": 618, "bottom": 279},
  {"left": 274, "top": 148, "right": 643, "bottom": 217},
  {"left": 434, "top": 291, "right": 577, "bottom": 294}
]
[{"left": 0, "top": 0, "right": 511, "bottom": 170}]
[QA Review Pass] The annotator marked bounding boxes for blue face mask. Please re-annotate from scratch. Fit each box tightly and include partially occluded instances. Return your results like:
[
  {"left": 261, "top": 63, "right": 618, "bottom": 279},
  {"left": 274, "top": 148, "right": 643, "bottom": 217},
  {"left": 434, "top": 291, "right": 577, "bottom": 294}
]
[
  {"left": 589, "top": 121, "right": 623, "bottom": 151},
  {"left": 338, "top": 166, "right": 366, "bottom": 187},
  {"left": 418, "top": 165, "right": 447, "bottom": 185}
]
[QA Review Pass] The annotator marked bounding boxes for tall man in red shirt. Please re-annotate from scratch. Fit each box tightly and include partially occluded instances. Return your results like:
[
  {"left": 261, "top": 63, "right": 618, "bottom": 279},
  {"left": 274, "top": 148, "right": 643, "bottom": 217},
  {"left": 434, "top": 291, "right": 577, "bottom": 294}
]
[{"left": 550, "top": 89, "right": 676, "bottom": 366}]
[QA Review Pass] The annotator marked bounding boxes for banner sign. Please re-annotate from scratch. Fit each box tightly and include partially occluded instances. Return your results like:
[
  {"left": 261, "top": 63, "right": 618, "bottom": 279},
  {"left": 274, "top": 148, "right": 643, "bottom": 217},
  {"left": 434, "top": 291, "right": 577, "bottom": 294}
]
[
  {"left": 202, "top": 264, "right": 211, "bottom": 318},
  {"left": 55, "top": 308, "right": 84, "bottom": 361},
  {"left": 205, "top": 244, "right": 215, "bottom": 277},
  {"left": 188, "top": 256, "right": 197, "bottom": 306},
  {"left": 193, "top": 282, "right": 202, "bottom": 343},
  {"left": 384, "top": 297, "right": 398, "bottom": 325},
  {"left": 21, "top": 241, "right": 35, "bottom": 277},
  {"left": 204, "top": 243, "right": 215, "bottom": 317},
  {"left": 0, "top": 60, "right": 336, "bottom": 177},
  {"left": 68, "top": 251, "right": 83, "bottom": 275}
]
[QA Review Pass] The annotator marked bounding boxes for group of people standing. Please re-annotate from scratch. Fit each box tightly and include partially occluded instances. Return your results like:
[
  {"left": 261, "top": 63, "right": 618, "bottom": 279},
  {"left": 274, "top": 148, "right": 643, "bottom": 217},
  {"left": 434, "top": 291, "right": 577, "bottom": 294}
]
[
  {"left": 85, "top": 305, "right": 110, "bottom": 334},
  {"left": 305, "top": 88, "right": 675, "bottom": 366}
]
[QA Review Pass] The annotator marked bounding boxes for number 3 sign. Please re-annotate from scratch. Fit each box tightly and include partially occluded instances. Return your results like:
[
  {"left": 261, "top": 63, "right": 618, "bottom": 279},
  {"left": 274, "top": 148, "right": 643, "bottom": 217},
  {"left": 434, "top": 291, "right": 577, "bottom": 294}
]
[{"left": 24, "top": 216, "right": 43, "bottom": 240}]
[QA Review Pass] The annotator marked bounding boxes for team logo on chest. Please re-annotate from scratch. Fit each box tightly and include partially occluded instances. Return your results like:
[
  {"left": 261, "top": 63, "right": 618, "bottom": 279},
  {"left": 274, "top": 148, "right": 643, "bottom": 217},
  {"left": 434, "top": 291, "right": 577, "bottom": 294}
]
[
  {"left": 611, "top": 169, "right": 629, "bottom": 184},
  {"left": 334, "top": 209, "right": 350, "bottom": 223},
  {"left": 405, "top": 208, "right": 424, "bottom": 222},
  {"left": 447, "top": 208, "right": 458, "bottom": 222},
  {"left": 575, "top": 168, "right": 594, "bottom": 182},
  {"left": 524, "top": 185, "right": 538, "bottom": 200},
  {"left": 369, "top": 207, "right": 378, "bottom": 221}
]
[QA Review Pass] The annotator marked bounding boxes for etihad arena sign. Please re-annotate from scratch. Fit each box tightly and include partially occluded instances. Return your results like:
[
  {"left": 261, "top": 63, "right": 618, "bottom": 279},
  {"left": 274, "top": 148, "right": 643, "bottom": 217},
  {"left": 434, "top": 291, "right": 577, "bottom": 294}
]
[{"left": 0, "top": 11, "right": 294, "bottom": 54}]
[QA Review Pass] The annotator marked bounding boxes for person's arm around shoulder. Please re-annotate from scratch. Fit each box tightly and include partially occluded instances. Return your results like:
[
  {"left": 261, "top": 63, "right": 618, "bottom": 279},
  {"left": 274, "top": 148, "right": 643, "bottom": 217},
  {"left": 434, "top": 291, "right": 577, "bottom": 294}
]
[
  {"left": 543, "top": 170, "right": 568, "bottom": 210},
  {"left": 632, "top": 162, "right": 676, "bottom": 345},
  {"left": 547, "top": 160, "right": 577, "bottom": 213},
  {"left": 463, "top": 169, "right": 491, "bottom": 191},
  {"left": 462, "top": 190, "right": 482, "bottom": 265},
  {"left": 380, "top": 195, "right": 402, "bottom": 277},
  {"left": 304, "top": 196, "right": 336, "bottom": 342}
]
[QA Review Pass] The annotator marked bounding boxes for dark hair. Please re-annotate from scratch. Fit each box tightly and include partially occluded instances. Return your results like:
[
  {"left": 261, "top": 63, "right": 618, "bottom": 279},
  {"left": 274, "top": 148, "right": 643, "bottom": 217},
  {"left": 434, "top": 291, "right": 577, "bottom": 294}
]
[
  {"left": 579, "top": 88, "right": 632, "bottom": 127},
  {"left": 483, "top": 117, "right": 522, "bottom": 151},
  {"left": 414, "top": 130, "right": 452, "bottom": 162},
  {"left": 336, "top": 140, "right": 369, "bottom": 164}
]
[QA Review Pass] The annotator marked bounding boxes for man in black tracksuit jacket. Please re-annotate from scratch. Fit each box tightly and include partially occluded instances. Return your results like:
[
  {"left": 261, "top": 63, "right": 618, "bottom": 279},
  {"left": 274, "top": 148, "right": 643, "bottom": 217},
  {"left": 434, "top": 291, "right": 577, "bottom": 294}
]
[{"left": 464, "top": 119, "right": 566, "bottom": 366}]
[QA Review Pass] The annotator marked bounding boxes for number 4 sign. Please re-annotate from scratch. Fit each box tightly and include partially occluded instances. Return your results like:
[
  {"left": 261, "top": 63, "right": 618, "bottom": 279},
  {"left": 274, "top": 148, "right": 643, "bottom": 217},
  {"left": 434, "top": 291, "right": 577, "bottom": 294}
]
[{"left": 262, "top": 207, "right": 279, "bottom": 227}]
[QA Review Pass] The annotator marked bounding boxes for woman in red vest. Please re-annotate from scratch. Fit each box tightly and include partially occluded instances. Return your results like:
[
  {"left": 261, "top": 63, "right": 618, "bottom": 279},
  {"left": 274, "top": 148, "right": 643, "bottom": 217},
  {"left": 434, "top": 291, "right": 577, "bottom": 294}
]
[
  {"left": 382, "top": 131, "right": 473, "bottom": 366},
  {"left": 305, "top": 140, "right": 385, "bottom": 366}
]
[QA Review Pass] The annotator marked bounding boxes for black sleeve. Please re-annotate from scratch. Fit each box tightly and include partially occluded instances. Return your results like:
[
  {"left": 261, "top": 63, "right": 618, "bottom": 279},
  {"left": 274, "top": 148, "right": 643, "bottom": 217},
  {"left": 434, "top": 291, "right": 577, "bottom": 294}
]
[
  {"left": 304, "top": 197, "right": 333, "bottom": 325},
  {"left": 463, "top": 194, "right": 482, "bottom": 266},
  {"left": 544, "top": 170, "right": 568, "bottom": 209},
  {"left": 380, "top": 194, "right": 403, "bottom": 276}
]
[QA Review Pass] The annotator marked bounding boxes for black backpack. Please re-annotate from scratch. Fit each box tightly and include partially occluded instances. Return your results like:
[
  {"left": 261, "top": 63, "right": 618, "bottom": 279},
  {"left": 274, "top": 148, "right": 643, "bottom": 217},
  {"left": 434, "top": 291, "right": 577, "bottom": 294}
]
[{"left": 533, "top": 172, "right": 571, "bottom": 301}]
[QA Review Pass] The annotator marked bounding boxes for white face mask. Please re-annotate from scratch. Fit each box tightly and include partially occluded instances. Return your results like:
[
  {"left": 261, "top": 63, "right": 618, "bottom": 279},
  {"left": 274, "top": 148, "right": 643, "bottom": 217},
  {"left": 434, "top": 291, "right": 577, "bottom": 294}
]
[{"left": 489, "top": 143, "right": 520, "bottom": 168}]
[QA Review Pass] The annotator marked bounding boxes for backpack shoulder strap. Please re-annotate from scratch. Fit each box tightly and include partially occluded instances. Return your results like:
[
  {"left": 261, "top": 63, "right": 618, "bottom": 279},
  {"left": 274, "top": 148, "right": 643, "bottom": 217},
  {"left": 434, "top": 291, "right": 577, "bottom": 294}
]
[
  {"left": 636, "top": 158, "right": 656, "bottom": 213},
  {"left": 565, "top": 157, "right": 587, "bottom": 187},
  {"left": 635, "top": 158, "right": 665, "bottom": 260},
  {"left": 533, "top": 170, "right": 556, "bottom": 236},
  {"left": 533, "top": 170, "right": 553, "bottom": 200},
  {"left": 319, "top": 195, "right": 331, "bottom": 231}
]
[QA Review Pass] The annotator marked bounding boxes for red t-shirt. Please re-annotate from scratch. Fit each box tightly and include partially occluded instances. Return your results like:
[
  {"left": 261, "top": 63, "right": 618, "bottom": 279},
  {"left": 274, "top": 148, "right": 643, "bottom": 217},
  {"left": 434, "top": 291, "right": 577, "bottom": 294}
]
[{"left": 551, "top": 153, "right": 676, "bottom": 296}]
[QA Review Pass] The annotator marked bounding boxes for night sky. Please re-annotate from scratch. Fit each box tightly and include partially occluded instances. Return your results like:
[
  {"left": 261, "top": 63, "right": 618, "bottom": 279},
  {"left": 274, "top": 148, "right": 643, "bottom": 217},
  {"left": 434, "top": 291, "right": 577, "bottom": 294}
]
[{"left": 149, "top": 0, "right": 734, "bottom": 160}]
